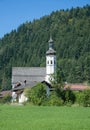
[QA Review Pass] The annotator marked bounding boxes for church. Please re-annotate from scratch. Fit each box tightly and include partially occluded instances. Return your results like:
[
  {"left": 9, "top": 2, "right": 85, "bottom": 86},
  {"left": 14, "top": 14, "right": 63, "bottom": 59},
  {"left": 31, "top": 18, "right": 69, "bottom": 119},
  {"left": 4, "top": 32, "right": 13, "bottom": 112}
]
[{"left": 12, "top": 37, "right": 56, "bottom": 103}]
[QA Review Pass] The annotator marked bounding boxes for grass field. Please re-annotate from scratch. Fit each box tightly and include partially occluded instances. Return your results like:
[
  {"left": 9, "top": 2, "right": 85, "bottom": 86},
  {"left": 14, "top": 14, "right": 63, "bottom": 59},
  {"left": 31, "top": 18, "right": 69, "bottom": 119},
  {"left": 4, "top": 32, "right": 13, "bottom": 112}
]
[{"left": 0, "top": 104, "right": 90, "bottom": 130}]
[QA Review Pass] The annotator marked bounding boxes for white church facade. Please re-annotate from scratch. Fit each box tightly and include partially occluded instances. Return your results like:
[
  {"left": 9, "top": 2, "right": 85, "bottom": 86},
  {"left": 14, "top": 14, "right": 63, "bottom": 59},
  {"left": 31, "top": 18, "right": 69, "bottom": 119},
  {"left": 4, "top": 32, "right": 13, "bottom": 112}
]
[{"left": 12, "top": 37, "right": 56, "bottom": 103}]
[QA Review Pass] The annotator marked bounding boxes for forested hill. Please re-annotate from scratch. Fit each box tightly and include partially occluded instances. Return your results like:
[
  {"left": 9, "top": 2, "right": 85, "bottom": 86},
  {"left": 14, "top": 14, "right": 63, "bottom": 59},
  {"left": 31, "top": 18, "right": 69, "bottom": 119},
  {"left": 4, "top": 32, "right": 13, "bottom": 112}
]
[{"left": 0, "top": 5, "right": 90, "bottom": 90}]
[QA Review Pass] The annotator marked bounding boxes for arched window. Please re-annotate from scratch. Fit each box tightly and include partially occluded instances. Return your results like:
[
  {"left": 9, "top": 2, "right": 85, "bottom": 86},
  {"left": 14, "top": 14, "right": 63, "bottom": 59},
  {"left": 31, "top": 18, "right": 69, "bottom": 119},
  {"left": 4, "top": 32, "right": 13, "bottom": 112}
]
[
  {"left": 51, "top": 60, "right": 52, "bottom": 64},
  {"left": 47, "top": 61, "right": 49, "bottom": 64}
]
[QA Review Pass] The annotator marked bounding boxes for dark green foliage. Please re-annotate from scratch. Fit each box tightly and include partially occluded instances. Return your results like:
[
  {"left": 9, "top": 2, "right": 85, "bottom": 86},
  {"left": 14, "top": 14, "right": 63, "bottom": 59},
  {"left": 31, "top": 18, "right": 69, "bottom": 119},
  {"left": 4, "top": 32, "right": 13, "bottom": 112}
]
[
  {"left": 47, "top": 92, "right": 63, "bottom": 106},
  {"left": 25, "top": 85, "right": 64, "bottom": 106},
  {"left": 74, "top": 90, "right": 90, "bottom": 107},
  {"left": 0, "top": 94, "right": 12, "bottom": 103},
  {"left": 62, "top": 89, "right": 76, "bottom": 104},
  {"left": 82, "top": 90, "right": 90, "bottom": 107},
  {"left": 74, "top": 91, "right": 85, "bottom": 106},
  {"left": 24, "top": 83, "right": 47, "bottom": 105},
  {"left": 0, "top": 5, "right": 90, "bottom": 90},
  {"left": 24, "top": 82, "right": 90, "bottom": 107}
]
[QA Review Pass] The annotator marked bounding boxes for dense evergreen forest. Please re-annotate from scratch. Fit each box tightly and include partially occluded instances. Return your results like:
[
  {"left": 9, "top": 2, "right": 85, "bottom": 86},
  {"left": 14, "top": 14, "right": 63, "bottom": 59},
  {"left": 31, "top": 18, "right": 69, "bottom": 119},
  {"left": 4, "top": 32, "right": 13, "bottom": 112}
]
[{"left": 0, "top": 5, "right": 90, "bottom": 90}]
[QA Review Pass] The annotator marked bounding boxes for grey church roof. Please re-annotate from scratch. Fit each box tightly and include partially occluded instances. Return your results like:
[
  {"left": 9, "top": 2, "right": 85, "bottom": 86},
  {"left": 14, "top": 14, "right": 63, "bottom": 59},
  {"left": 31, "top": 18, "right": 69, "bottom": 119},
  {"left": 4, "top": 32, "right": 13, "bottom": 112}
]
[
  {"left": 46, "top": 48, "right": 56, "bottom": 55},
  {"left": 12, "top": 67, "right": 46, "bottom": 90},
  {"left": 12, "top": 67, "right": 46, "bottom": 76}
]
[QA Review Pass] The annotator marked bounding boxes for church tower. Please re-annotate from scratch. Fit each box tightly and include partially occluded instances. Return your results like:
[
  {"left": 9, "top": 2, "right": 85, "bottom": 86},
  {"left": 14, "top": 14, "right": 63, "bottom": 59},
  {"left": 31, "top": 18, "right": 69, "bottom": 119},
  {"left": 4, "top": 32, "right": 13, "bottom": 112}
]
[{"left": 45, "top": 37, "right": 56, "bottom": 83}]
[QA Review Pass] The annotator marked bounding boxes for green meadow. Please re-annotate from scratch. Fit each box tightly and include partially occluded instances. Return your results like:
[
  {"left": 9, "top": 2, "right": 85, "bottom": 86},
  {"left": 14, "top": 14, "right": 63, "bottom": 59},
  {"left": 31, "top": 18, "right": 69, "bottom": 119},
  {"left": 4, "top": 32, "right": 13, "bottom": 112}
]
[{"left": 0, "top": 105, "right": 90, "bottom": 130}]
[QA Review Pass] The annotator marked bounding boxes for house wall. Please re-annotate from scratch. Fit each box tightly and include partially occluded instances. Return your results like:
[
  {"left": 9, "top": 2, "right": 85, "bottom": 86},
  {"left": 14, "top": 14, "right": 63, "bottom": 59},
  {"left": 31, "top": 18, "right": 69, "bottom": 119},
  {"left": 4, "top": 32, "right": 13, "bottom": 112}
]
[
  {"left": 12, "top": 92, "right": 17, "bottom": 102},
  {"left": 18, "top": 92, "right": 28, "bottom": 103}
]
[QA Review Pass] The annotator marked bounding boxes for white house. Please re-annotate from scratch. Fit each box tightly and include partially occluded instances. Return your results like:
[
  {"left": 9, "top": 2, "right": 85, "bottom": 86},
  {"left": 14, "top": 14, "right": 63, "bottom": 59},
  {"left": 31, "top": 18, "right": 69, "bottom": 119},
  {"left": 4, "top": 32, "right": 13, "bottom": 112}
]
[{"left": 12, "top": 37, "right": 56, "bottom": 103}]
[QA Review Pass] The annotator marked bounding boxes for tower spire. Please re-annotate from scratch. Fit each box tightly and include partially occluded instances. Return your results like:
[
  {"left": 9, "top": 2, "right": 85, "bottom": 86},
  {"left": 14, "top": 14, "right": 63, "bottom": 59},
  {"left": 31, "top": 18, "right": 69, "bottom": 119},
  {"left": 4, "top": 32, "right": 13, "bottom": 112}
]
[{"left": 48, "top": 36, "right": 53, "bottom": 49}]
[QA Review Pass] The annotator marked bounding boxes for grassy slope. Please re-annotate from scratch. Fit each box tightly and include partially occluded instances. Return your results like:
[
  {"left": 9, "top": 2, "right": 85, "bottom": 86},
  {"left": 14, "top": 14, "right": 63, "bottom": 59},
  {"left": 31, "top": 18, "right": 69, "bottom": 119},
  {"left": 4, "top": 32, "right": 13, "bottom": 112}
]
[{"left": 0, "top": 105, "right": 90, "bottom": 130}]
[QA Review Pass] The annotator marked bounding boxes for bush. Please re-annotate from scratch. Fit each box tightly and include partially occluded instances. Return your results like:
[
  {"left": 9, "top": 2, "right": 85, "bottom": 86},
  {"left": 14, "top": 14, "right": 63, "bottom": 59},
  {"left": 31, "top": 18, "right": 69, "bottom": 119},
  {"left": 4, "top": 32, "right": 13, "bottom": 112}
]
[
  {"left": 0, "top": 98, "right": 3, "bottom": 103},
  {"left": 61, "top": 89, "right": 76, "bottom": 104},
  {"left": 74, "top": 91, "right": 84, "bottom": 105},
  {"left": 48, "top": 92, "right": 63, "bottom": 106},
  {"left": 74, "top": 90, "right": 90, "bottom": 107},
  {"left": 83, "top": 90, "right": 90, "bottom": 107},
  {"left": 24, "top": 83, "right": 47, "bottom": 105},
  {"left": 1, "top": 94, "right": 12, "bottom": 103}
]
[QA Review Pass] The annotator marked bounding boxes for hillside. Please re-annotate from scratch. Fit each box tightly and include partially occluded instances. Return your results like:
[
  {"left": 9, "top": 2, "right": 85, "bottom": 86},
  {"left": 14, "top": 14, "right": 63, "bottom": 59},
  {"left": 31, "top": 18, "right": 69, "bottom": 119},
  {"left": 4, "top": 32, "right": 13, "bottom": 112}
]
[{"left": 0, "top": 5, "right": 90, "bottom": 90}]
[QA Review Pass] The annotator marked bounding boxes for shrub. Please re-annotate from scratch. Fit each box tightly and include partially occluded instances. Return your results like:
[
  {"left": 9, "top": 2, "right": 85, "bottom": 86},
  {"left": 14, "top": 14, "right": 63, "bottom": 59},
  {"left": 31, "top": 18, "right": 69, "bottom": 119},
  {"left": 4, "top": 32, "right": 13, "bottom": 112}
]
[
  {"left": 24, "top": 83, "right": 47, "bottom": 105},
  {"left": 1, "top": 94, "right": 12, "bottom": 103},
  {"left": 74, "top": 91, "right": 84, "bottom": 105},
  {"left": 24, "top": 88, "right": 31, "bottom": 102},
  {"left": 74, "top": 90, "right": 90, "bottom": 107},
  {"left": 61, "top": 89, "right": 76, "bottom": 104},
  {"left": 0, "top": 98, "right": 3, "bottom": 103},
  {"left": 83, "top": 90, "right": 90, "bottom": 107},
  {"left": 48, "top": 92, "right": 63, "bottom": 106}
]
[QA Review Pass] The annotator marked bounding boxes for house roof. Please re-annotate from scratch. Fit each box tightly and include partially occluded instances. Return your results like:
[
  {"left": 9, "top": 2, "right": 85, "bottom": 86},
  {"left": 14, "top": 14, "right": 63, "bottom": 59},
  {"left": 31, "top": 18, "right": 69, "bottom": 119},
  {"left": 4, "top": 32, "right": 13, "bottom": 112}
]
[
  {"left": 12, "top": 67, "right": 46, "bottom": 88},
  {"left": 12, "top": 81, "right": 38, "bottom": 91},
  {"left": 12, "top": 80, "right": 52, "bottom": 91},
  {"left": 64, "top": 84, "right": 90, "bottom": 91},
  {"left": 0, "top": 90, "right": 12, "bottom": 98}
]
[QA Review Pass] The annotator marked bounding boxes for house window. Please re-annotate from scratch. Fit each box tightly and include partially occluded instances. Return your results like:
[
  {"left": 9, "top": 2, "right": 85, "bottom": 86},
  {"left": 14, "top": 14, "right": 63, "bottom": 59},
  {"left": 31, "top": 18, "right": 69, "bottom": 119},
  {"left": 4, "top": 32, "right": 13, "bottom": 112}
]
[
  {"left": 47, "top": 61, "right": 49, "bottom": 64},
  {"left": 51, "top": 60, "right": 52, "bottom": 64}
]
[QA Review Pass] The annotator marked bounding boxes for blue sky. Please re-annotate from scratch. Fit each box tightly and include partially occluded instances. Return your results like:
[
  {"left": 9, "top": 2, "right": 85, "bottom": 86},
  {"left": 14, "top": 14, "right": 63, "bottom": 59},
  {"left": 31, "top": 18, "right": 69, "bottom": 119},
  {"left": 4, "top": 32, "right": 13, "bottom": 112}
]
[{"left": 0, "top": 0, "right": 90, "bottom": 38}]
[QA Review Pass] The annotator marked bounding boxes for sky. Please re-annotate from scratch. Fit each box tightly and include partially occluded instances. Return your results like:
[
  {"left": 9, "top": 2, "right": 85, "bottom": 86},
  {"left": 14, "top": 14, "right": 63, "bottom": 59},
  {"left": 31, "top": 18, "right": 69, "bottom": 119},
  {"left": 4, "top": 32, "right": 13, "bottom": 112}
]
[{"left": 0, "top": 0, "right": 90, "bottom": 38}]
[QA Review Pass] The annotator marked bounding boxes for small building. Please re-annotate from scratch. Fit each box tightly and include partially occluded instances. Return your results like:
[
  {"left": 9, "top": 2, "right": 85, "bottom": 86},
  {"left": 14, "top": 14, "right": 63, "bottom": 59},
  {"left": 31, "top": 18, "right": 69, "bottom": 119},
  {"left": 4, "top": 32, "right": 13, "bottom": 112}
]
[
  {"left": 65, "top": 83, "right": 90, "bottom": 91},
  {"left": 0, "top": 90, "right": 12, "bottom": 99},
  {"left": 12, "top": 37, "right": 56, "bottom": 103}
]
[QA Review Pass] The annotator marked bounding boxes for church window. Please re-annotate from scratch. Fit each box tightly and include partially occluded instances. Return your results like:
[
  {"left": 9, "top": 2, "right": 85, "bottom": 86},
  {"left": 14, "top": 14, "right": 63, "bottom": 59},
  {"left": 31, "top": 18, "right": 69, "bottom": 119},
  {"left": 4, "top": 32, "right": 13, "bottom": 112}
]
[
  {"left": 47, "top": 61, "right": 49, "bottom": 64},
  {"left": 51, "top": 60, "right": 52, "bottom": 64}
]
